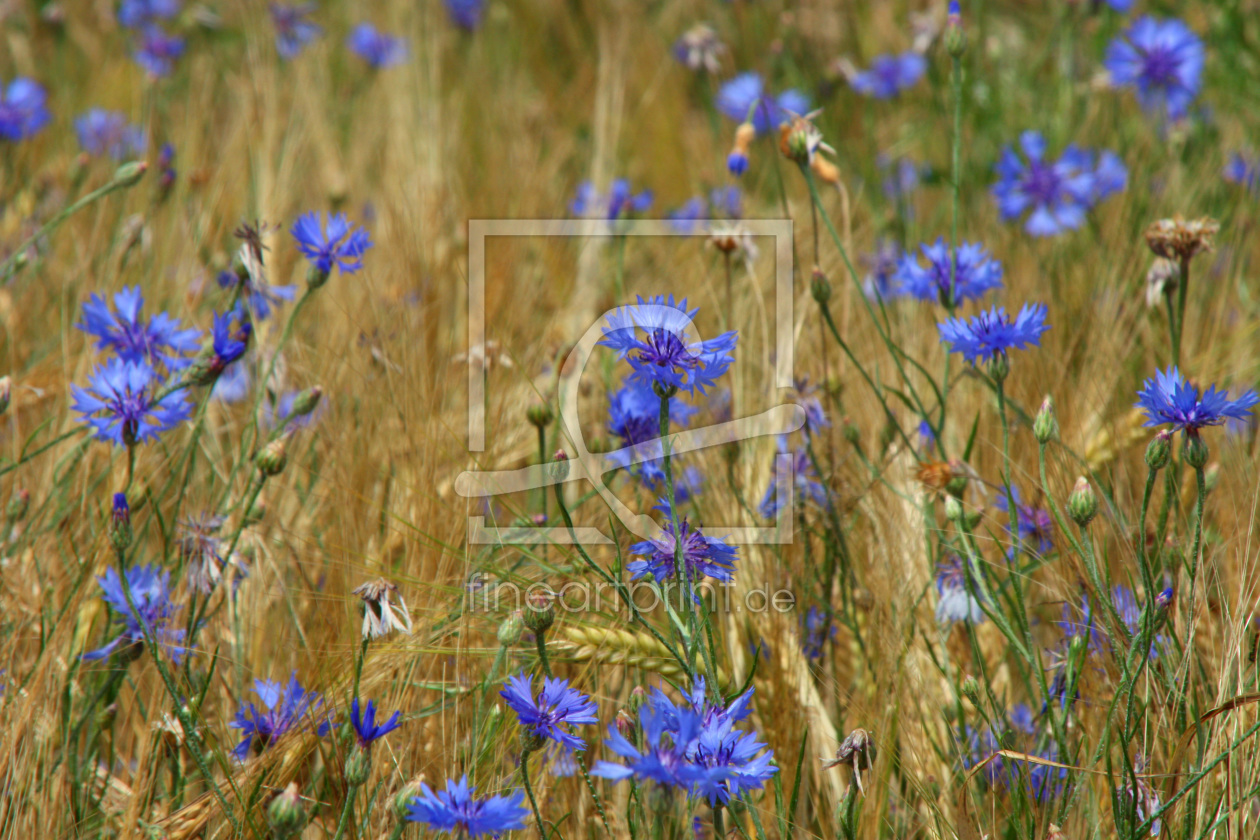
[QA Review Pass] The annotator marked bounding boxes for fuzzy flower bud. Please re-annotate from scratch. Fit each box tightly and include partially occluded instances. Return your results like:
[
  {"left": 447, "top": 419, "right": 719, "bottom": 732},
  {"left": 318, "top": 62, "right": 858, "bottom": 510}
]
[
  {"left": 810, "top": 265, "right": 832, "bottom": 304},
  {"left": 256, "top": 437, "right": 289, "bottom": 477},
  {"left": 110, "top": 493, "right": 132, "bottom": 554},
  {"left": 526, "top": 401, "right": 554, "bottom": 429},
  {"left": 1067, "top": 477, "right": 1098, "bottom": 527},
  {"left": 111, "top": 160, "right": 148, "bottom": 188},
  {"left": 960, "top": 674, "right": 979, "bottom": 704},
  {"left": 345, "top": 743, "right": 372, "bottom": 788},
  {"left": 1144, "top": 430, "right": 1172, "bottom": 472},
  {"left": 986, "top": 352, "right": 1010, "bottom": 383},
  {"left": 548, "top": 449, "right": 570, "bottom": 482},
  {"left": 727, "top": 122, "right": 755, "bottom": 177},
  {"left": 6, "top": 488, "right": 30, "bottom": 524},
  {"left": 497, "top": 611, "right": 524, "bottom": 647},
  {"left": 1033, "top": 396, "right": 1058, "bottom": 444},
  {"left": 288, "top": 386, "right": 323, "bottom": 419},
  {"left": 1183, "top": 434, "right": 1209, "bottom": 470},
  {"left": 524, "top": 590, "right": 555, "bottom": 634},
  {"left": 392, "top": 780, "right": 423, "bottom": 822},
  {"left": 944, "top": 0, "right": 966, "bottom": 57},
  {"left": 267, "top": 783, "right": 307, "bottom": 839},
  {"left": 0, "top": 376, "right": 10, "bottom": 415},
  {"left": 616, "top": 708, "right": 636, "bottom": 740},
  {"left": 944, "top": 495, "right": 964, "bottom": 522}
]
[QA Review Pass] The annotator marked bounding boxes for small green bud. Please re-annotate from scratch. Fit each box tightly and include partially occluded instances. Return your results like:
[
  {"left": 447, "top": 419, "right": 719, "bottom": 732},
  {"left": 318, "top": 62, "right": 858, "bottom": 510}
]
[
  {"left": 497, "top": 611, "right": 524, "bottom": 647},
  {"left": 345, "top": 743, "right": 372, "bottom": 788},
  {"left": 810, "top": 266, "right": 832, "bottom": 304},
  {"left": 986, "top": 353, "right": 1009, "bottom": 383},
  {"left": 393, "top": 780, "right": 422, "bottom": 821},
  {"left": 945, "top": 2, "right": 967, "bottom": 58},
  {"left": 111, "top": 160, "right": 148, "bottom": 188},
  {"left": 526, "top": 401, "right": 554, "bottom": 429},
  {"left": 944, "top": 496, "right": 963, "bottom": 522},
  {"left": 289, "top": 386, "right": 323, "bottom": 419},
  {"left": 306, "top": 263, "right": 331, "bottom": 290},
  {"left": 256, "top": 437, "right": 289, "bottom": 477},
  {"left": 1033, "top": 396, "right": 1058, "bottom": 444},
  {"left": 524, "top": 590, "right": 555, "bottom": 634},
  {"left": 1067, "top": 476, "right": 1098, "bottom": 527},
  {"left": 548, "top": 449, "right": 570, "bottom": 482},
  {"left": 1144, "top": 430, "right": 1172, "bottom": 471},
  {"left": 962, "top": 509, "right": 984, "bottom": 531},
  {"left": 1183, "top": 434, "right": 1209, "bottom": 470},
  {"left": 6, "top": 488, "right": 30, "bottom": 524},
  {"left": 960, "top": 675, "right": 979, "bottom": 704},
  {"left": 615, "top": 708, "right": 636, "bottom": 740},
  {"left": 110, "top": 493, "right": 132, "bottom": 554},
  {"left": 183, "top": 347, "right": 222, "bottom": 387},
  {"left": 267, "top": 783, "right": 307, "bottom": 839},
  {"left": 628, "top": 685, "right": 647, "bottom": 714},
  {"left": 1068, "top": 629, "right": 1088, "bottom": 662}
]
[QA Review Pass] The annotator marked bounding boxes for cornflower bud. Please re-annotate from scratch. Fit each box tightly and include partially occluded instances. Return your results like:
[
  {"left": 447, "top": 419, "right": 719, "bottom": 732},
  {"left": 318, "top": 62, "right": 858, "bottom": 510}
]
[
  {"left": 810, "top": 265, "right": 832, "bottom": 304},
  {"left": 1033, "top": 396, "right": 1058, "bottom": 444},
  {"left": 256, "top": 436, "right": 289, "bottom": 477},
  {"left": 527, "top": 400, "right": 554, "bottom": 430},
  {"left": 548, "top": 449, "right": 570, "bottom": 482},
  {"left": 1183, "top": 434, "right": 1209, "bottom": 470},
  {"left": 987, "top": 352, "right": 1010, "bottom": 383},
  {"left": 288, "top": 386, "right": 323, "bottom": 419},
  {"left": 110, "top": 493, "right": 132, "bottom": 554},
  {"left": 111, "top": 160, "right": 148, "bottom": 188},
  {"left": 6, "top": 488, "right": 30, "bottom": 524},
  {"left": 1067, "top": 477, "right": 1098, "bottom": 527},
  {"left": 524, "top": 590, "right": 555, "bottom": 634},
  {"left": 944, "top": 0, "right": 966, "bottom": 57},
  {"left": 616, "top": 708, "right": 636, "bottom": 740},
  {"left": 345, "top": 743, "right": 372, "bottom": 787},
  {"left": 960, "top": 675, "right": 980, "bottom": 704},
  {"left": 944, "top": 496, "right": 964, "bottom": 522},
  {"left": 1144, "top": 430, "right": 1172, "bottom": 471},
  {"left": 267, "top": 783, "right": 307, "bottom": 839},
  {"left": 497, "top": 611, "right": 524, "bottom": 647},
  {"left": 392, "top": 780, "right": 423, "bottom": 822},
  {"left": 727, "top": 122, "right": 755, "bottom": 177}
]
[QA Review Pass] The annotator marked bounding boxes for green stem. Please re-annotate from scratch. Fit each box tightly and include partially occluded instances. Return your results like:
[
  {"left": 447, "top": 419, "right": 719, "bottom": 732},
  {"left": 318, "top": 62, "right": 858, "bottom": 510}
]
[
  {"left": 353, "top": 637, "right": 370, "bottom": 700},
  {"left": 1174, "top": 255, "right": 1190, "bottom": 367},
  {"left": 1183, "top": 463, "right": 1207, "bottom": 661},
  {"left": 521, "top": 751, "right": 546, "bottom": 838},
  {"left": 534, "top": 629, "right": 552, "bottom": 677},
  {"left": 574, "top": 752, "right": 613, "bottom": 837},
  {"left": 331, "top": 788, "right": 356, "bottom": 840}
]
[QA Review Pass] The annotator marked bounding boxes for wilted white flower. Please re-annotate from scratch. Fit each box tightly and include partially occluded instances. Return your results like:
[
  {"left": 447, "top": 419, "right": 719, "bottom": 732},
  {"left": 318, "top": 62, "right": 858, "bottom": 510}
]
[{"left": 353, "top": 577, "right": 413, "bottom": 639}]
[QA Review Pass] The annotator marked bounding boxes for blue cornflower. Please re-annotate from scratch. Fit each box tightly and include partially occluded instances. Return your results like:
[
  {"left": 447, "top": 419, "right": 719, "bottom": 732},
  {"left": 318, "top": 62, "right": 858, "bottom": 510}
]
[
  {"left": 937, "top": 304, "right": 1050, "bottom": 366},
  {"left": 406, "top": 776, "right": 528, "bottom": 837},
  {"left": 1104, "top": 16, "right": 1204, "bottom": 121},
  {"left": 118, "top": 0, "right": 179, "bottom": 28},
  {"left": 789, "top": 375, "right": 829, "bottom": 433},
  {"left": 715, "top": 72, "right": 810, "bottom": 134},
  {"left": 230, "top": 673, "right": 331, "bottom": 759},
  {"left": 1059, "top": 587, "right": 1165, "bottom": 658},
  {"left": 350, "top": 697, "right": 402, "bottom": 748},
  {"left": 133, "top": 26, "right": 185, "bottom": 77},
  {"left": 628, "top": 501, "right": 738, "bottom": 588},
  {"left": 347, "top": 23, "right": 408, "bottom": 68},
  {"left": 894, "top": 239, "right": 1003, "bottom": 306},
  {"left": 270, "top": 3, "right": 322, "bottom": 59},
  {"left": 77, "top": 286, "right": 202, "bottom": 370},
  {"left": 935, "top": 554, "right": 986, "bottom": 624},
  {"left": 608, "top": 376, "right": 697, "bottom": 488},
  {"left": 850, "top": 52, "right": 927, "bottom": 99},
  {"left": 917, "top": 419, "right": 937, "bottom": 455},
  {"left": 599, "top": 294, "right": 737, "bottom": 396},
  {"left": 83, "top": 564, "right": 187, "bottom": 662},
  {"left": 500, "top": 673, "right": 599, "bottom": 750},
  {"left": 217, "top": 265, "right": 296, "bottom": 322},
  {"left": 592, "top": 679, "right": 775, "bottom": 805},
  {"left": 994, "top": 486, "right": 1054, "bottom": 559},
  {"left": 211, "top": 307, "right": 252, "bottom": 369},
  {"left": 444, "top": 0, "right": 484, "bottom": 29},
  {"left": 862, "top": 239, "right": 902, "bottom": 301},
  {"left": 570, "top": 179, "right": 654, "bottom": 220},
  {"left": 75, "top": 109, "right": 146, "bottom": 159},
  {"left": 668, "top": 197, "right": 708, "bottom": 234},
  {"left": 1224, "top": 152, "right": 1260, "bottom": 193},
  {"left": 71, "top": 359, "right": 191, "bottom": 447},
  {"left": 291, "top": 211, "right": 373, "bottom": 275},
  {"left": 1135, "top": 367, "right": 1258, "bottom": 437},
  {"left": 800, "top": 606, "right": 836, "bottom": 660},
  {"left": 758, "top": 438, "right": 827, "bottom": 518},
  {"left": 1104, "top": 0, "right": 1135, "bottom": 10},
  {"left": 0, "top": 78, "right": 51, "bottom": 142},
  {"left": 709, "top": 186, "right": 742, "bottom": 219},
  {"left": 992, "top": 131, "right": 1126, "bottom": 237}
]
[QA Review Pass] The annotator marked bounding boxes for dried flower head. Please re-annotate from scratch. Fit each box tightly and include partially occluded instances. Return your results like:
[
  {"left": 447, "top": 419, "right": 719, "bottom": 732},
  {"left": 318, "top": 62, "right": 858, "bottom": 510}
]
[
  {"left": 1144, "top": 215, "right": 1218, "bottom": 262},
  {"left": 1144, "top": 257, "right": 1179, "bottom": 307},
  {"left": 778, "top": 109, "right": 834, "bottom": 167},
  {"left": 823, "top": 728, "right": 876, "bottom": 794},
  {"left": 353, "top": 577, "right": 413, "bottom": 639},
  {"left": 672, "top": 23, "right": 725, "bottom": 74}
]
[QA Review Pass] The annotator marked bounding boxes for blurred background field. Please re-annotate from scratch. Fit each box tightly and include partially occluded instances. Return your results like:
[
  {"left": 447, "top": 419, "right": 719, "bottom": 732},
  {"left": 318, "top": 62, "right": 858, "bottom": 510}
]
[{"left": 3, "top": 1, "right": 1260, "bottom": 839}]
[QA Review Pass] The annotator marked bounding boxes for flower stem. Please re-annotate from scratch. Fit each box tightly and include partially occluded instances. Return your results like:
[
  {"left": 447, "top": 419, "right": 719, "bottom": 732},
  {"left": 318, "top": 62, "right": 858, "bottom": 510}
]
[
  {"left": 1174, "top": 255, "right": 1191, "bottom": 367},
  {"left": 1184, "top": 463, "right": 1208, "bottom": 660},
  {"left": 574, "top": 751, "right": 613, "bottom": 836},
  {"left": 331, "top": 788, "right": 356, "bottom": 840},
  {"left": 520, "top": 751, "right": 546, "bottom": 838},
  {"left": 534, "top": 628, "right": 552, "bottom": 678}
]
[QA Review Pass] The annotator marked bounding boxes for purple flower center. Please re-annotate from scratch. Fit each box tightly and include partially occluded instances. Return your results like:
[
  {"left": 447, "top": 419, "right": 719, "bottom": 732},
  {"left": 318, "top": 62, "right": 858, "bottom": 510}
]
[
  {"left": 1141, "top": 46, "right": 1179, "bottom": 87},
  {"left": 638, "top": 329, "right": 697, "bottom": 372},
  {"left": 1020, "top": 160, "right": 1062, "bottom": 205}
]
